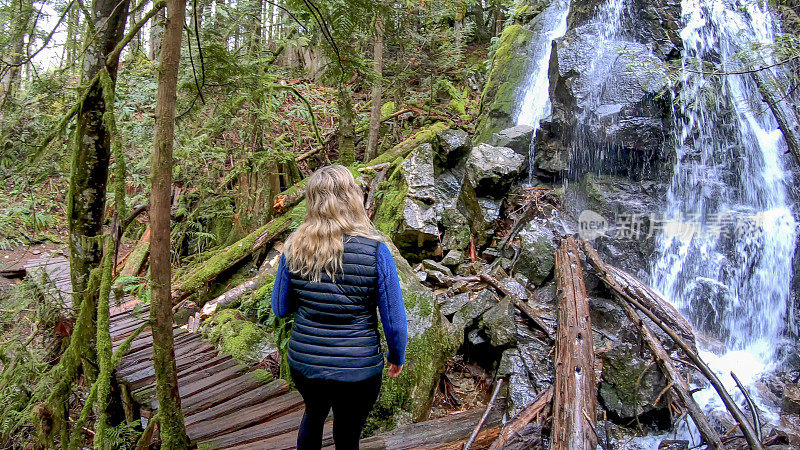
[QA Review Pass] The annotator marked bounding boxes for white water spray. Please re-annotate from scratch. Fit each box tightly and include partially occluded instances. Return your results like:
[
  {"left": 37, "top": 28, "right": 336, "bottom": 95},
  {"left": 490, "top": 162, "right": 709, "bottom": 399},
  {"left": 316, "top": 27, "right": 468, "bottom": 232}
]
[{"left": 651, "top": 0, "right": 796, "bottom": 429}]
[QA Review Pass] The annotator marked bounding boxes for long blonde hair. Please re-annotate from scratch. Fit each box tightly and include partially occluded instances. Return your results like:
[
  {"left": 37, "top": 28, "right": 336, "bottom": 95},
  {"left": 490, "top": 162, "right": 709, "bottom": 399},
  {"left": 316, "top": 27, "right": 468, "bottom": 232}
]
[{"left": 285, "top": 165, "right": 382, "bottom": 282}]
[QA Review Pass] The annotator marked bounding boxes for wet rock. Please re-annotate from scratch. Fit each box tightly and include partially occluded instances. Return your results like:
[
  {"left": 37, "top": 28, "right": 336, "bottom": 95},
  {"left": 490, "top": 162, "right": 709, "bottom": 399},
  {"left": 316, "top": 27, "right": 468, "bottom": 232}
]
[
  {"left": 501, "top": 277, "right": 529, "bottom": 301},
  {"left": 599, "top": 342, "right": 668, "bottom": 421},
  {"left": 434, "top": 170, "right": 463, "bottom": 213},
  {"left": 658, "top": 440, "right": 689, "bottom": 450},
  {"left": 490, "top": 125, "right": 535, "bottom": 156},
  {"left": 688, "top": 277, "right": 733, "bottom": 340},
  {"left": 435, "top": 129, "right": 471, "bottom": 169},
  {"left": 440, "top": 208, "right": 471, "bottom": 252},
  {"left": 465, "top": 144, "right": 526, "bottom": 195},
  {"left": 441, "top": 250, "right": 465, "bottom": 267},
  {"left": 502, "top": 422, "right": 542, "bottom": 450},
  {"left": 498, "top": 348, "right": 539, "bottom": 415},
  {"left": 457, "top": 179, "right": 500, "bottom": 246},
  {"left": 479, "top": 298, "right": 517, "bottom": 347},
  {"left": 455, "top": 261, "right": 487, "bottom": 277},
  {"left": 783, "top": 384, "right": 800, "bottom": 417},
  {"left": 422, "top": 259, "right": 453, "bottom": 286},
  {"left": 515, "top": 221, "right": 556, "bottom": 286}
]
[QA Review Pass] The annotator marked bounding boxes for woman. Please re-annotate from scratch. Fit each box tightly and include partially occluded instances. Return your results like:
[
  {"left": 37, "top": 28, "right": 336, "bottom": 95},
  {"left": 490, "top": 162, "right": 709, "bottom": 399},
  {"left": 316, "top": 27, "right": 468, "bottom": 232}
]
[{"left": 270, "top": 165, "right": 408, "bottom": 450}]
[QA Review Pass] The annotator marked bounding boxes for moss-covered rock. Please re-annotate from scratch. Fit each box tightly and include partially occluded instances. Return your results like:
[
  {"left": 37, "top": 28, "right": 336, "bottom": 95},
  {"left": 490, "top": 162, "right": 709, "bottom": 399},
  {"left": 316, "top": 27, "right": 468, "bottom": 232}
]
[
  {"left": 599, "top": 342, "right": 668, "bottom": 421},
  {"left": 366, "top": 241, "right": 459, "bottom": 433},
  {"left": 475, "top": 24, "right": 537, "bottom": 143},
  {"left": 202, "top": 309, "right": 276, "bottom": 365}
]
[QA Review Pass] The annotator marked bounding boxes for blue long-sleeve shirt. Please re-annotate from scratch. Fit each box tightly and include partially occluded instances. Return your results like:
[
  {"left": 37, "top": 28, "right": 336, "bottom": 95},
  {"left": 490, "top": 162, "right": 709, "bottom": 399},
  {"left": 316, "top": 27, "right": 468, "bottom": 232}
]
[{"left": 270, "top": 243, "right": 408, "bottom": 365}]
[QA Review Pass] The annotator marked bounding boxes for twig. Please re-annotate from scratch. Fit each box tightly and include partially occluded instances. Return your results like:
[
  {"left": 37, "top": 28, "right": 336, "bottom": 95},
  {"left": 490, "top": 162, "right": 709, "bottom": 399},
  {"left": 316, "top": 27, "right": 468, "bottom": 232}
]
[{"left": 464, "top": 379, "right": 504, "bottom": 450}]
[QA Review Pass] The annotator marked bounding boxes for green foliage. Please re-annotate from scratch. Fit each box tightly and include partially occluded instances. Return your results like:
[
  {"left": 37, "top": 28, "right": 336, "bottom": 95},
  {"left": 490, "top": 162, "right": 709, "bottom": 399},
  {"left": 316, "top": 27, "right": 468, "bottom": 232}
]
[
  {"left": 103, "top": 419, "right": 142, "bottom": 450},
  {"left": 202, "top": 309, "right": 273, "bottom": 365},
  {"left": 238, "top": 275, "right": 276, "bottom": 323}
]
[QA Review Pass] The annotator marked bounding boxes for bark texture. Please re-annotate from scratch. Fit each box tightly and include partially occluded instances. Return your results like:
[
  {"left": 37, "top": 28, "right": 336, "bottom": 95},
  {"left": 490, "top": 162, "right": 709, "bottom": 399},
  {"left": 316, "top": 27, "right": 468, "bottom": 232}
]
[
  {"left": 551, "top": 236, "right": 597, "bottom": 450},
  {"left": 148, "top": 0, "right": 190, "bottom": 445},
  {"left": 366, "top": 15, "right": 385, "bottom": 161}
]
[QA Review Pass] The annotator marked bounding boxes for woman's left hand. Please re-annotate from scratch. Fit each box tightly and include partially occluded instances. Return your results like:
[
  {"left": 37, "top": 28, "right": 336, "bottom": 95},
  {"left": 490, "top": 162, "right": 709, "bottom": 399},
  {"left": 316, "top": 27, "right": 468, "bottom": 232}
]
[{"left": 387, "top": 363, "right": 403, "bottom": 378}]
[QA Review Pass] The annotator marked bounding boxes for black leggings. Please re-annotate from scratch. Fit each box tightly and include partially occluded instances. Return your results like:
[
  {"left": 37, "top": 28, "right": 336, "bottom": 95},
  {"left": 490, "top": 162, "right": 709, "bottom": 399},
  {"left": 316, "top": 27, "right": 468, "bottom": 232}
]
[{"left": 291, "top": 369, "right": 382, "bottom": 450}]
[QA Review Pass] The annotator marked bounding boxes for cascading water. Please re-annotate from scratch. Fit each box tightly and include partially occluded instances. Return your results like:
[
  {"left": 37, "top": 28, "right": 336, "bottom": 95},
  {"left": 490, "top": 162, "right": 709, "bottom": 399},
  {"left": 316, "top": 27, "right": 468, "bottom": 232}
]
[
  {"left": 651, "top": 0, "right": 797, "bottom": 425},
  {"left": 513, "top": 0, "right": 570, "bottom": 179}
]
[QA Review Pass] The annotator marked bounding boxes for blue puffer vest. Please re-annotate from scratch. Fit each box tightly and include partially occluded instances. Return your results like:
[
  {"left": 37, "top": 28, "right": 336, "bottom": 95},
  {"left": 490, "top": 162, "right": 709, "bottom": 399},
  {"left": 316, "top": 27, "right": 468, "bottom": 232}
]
[{"left": 286, "top": 235, "right": 384, "bottom": 382}]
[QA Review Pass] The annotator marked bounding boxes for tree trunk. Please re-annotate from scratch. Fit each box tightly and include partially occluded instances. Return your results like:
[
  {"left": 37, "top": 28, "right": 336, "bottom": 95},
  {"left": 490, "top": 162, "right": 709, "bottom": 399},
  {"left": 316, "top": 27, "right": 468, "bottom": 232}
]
[
  {"left": 149, "top": 0, "right": 190, "bottom": 445},
  {"left": 337, "top": 84, "right": 356, "bottom": 165},
  {"left": 366, "top": 15, "right": 385, "bottom": 161},
  {"left": 1, "top": 0, "right": 34, "bottom": 108},
  {"left": 149, "top": 8, "right": 165, "bottom": 60},
  {"left": 551, "top": 236, "right": 598, "bottom": 450}
]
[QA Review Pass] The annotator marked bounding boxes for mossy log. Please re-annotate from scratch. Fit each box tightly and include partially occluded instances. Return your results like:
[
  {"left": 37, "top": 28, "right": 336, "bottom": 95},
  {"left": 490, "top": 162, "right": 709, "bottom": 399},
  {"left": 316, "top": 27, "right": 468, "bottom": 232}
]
[
  {"left": 119, "top": 227, "right": 150, "bottom": 277},
  {"left": 171, "top": 213, "right": 292, "bottom": 305},
  {"left": 551, "top": 236, "right": 597, "bottom": 450}
]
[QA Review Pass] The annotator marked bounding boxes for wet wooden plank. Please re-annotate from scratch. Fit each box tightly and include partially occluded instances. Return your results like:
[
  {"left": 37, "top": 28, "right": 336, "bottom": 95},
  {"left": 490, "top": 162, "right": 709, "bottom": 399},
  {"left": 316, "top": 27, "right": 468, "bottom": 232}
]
[
  {"left": 226, "top": 421, "right": 334, "bottom": 450},
  {"left": 122, "top": 344, "right": 216, "bottom": 388},
  {"left": 197, "top": 408, "right": 305, "bottom": 449},
  {"left": 184, "top": 379, "right": 290, "bottom": 426},
  {"left": 186, "top": 391, "right": 304, "bottom": 442},
  {"left": 180, "top": 369, "right": 267, "bottom": 416}
]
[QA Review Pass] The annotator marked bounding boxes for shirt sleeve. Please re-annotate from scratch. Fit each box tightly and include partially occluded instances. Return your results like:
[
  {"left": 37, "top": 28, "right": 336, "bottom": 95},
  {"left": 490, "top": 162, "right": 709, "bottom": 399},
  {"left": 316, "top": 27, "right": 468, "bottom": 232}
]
[
  {"left": 376, "top": 242, "right": 408, "bottom": 366},
  {"left": 271, "top": 254, "right": 292, "bottom": 318}
]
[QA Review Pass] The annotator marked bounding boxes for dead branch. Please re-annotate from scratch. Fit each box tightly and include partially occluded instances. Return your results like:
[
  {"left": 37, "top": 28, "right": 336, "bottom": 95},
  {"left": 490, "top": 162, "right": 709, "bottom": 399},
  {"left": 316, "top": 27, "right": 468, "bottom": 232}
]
[
  {"left": 477, "top": 274, "right": 555, "bottom": 340},
  {"left": 464, "top": 379, "right": 504, "bottom": 450},
  {"left": 732, "top": 371, "right": 762, "bottom": 442}
]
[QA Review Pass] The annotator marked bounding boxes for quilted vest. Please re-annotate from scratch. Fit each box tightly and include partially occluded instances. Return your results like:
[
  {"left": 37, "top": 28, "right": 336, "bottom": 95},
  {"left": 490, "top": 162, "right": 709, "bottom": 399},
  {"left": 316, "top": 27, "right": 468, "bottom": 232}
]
[{"left": 286, "top": 235, "right": 384, "bottom": 382}]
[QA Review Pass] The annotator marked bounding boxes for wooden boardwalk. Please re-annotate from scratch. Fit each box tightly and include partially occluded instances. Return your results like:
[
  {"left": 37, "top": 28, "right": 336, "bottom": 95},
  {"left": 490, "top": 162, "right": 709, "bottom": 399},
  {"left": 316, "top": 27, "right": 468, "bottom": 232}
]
[
  {"left": 19, "top": 254, "right": 504, "bottom": 449},
  {"left": 25, "top": 255, "right": 333, "bottom": 449}
]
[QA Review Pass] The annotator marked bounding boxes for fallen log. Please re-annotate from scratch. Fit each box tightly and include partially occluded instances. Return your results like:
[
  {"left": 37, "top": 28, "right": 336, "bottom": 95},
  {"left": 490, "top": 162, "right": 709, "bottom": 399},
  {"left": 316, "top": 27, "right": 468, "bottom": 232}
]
[
  {"left": 199, "top": 243, "right": 284, "bottom": 319},
  {"left": 118, "top": 227, "right": 150, "bottom": 277},
  {"left": 618, "top": 301, "right": 724, "bottom": 449},
  {"left": 579, "top": 241, "right": 696, "bottom": 349},
  {"left": 488, "top": 386, "right": 553, "bottom": 450},
  {"left": 581, "top": 240, "right": 765, "bottom": 450},
  {"left": 551, "top": 236, "right": 598, "bottom": 450},
  {"left": 171, "top": 213, "right": 293, "bottom": 305}
]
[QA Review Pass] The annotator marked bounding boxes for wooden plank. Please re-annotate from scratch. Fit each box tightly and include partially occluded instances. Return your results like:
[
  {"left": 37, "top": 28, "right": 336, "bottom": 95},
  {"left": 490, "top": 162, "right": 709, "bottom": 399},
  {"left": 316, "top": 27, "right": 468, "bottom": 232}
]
[
  {"left": 121, "top": 343, "right": 216, "bottom": 387},
  {"left": 117, "top": 338, "right": 211, "bottom": 378},
  {"left": 229, "top": 421, "right": 334, "bottom": 450},
  {"left": 180, "top": 370, "right": 269, "bottom": 416},
  {"left": 197, "top": 408, "right": 305, "bottom": 449},
  {"left": 183, "top": 379, "right": 289, "bottom": 425},
  {"left": 186, "top": 391, "right": 304, "bottom": 442}
]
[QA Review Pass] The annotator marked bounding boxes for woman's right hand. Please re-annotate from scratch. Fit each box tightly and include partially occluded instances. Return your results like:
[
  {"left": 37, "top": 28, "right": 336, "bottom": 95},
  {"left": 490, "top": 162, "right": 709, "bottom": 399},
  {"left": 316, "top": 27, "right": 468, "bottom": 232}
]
[{"left": 387, "top": 363, "right": 403, "bottom": 378}]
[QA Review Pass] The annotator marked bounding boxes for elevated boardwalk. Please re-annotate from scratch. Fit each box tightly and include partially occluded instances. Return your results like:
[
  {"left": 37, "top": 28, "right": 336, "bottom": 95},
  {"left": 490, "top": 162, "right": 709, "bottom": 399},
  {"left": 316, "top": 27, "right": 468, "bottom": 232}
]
[
  {"left": 25, "top": 255, "right": 333, "bottom": 448},
  {"left": 22, "top": 255, "right": 503, "bottom": 449}
]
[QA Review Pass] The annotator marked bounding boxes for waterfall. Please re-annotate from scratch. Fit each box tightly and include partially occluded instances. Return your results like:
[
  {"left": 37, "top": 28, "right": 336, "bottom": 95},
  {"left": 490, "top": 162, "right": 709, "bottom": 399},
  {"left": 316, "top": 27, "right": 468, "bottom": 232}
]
[
  {"left": 514, "top": 0, "right": 570, "bottom": 180},
  {"left": 651, "top": 0, "right": 796, "bottom": 421}
]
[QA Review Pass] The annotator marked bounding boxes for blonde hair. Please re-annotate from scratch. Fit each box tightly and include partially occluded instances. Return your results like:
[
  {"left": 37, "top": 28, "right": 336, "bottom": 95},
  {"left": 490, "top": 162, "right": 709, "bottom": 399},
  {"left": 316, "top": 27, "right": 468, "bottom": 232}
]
[{"left": 285, "top": 165, "right": 382, "bottom": 282}]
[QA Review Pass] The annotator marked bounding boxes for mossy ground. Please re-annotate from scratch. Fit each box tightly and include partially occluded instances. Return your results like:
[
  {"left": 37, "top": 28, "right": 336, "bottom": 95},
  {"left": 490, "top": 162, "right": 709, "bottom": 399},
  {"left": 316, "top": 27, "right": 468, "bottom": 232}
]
[{"left": 202, "top": 309, "right": 274, "bottom": 365}]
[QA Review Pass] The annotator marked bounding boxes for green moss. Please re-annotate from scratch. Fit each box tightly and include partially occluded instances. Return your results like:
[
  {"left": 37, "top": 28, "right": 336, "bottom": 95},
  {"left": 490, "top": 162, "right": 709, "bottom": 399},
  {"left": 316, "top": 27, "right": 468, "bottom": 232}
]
[
  {"left": 202, "top": 309, "right": 272, "bottom": 365},
  {"left": 366, "top": 318, "right": 457, "bottom": 433},
  {"left": 380, "top": 101, "right": 395, "bottom": 116},
  {"left": 250, "top": 368, "right": 273, "bottom": 384},
  {"left": 475, "top": 24, "right": 536, "bottom": 142},
  {"left": 372, "top": 165, "right": 409, "bottom": 236},
  {"left": 289, "top": 200, "right": 307, "bottom": 231},
  {"left": 366, "top": 122, "right": 448, "bottom": 167}
]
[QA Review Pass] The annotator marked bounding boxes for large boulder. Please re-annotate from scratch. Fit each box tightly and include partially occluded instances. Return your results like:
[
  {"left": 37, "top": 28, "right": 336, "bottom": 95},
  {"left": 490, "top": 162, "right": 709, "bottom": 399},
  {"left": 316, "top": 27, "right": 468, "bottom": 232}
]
[
  {"left": 367, "top": 240, "right": 459, "bottom": 431},
  {"left": 490, "top": 125, "right": 535, "bottom": 156},
  {"left": 465, "top": 144, "right": 526, "bottom": 195},
  {"left": 373, "top": 144, "right": 439, "bottom": 260},
  {"left": 599, "top": 342, "right": 669, "bottom": 422},
  {"left": 514, "top": 221, "right": 556, "bottom": 286}
]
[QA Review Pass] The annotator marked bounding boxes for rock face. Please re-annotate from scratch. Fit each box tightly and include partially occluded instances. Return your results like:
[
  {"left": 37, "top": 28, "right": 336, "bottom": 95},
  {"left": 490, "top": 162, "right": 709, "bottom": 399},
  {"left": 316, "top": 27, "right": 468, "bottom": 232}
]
[
  {"left": 515, "top": 221, "right": 556, "bottom": 286},
  {"left": 490, "top": 125, "right": 535, "bottom": 156},
  {"left": 457, "top": 144, "right": 526, "bottom": 245},
  {"left": 373, "top": 128, "right": 471, "bottom": 259},
  {"left": 599, "top": 342, "right": 669, "bottom": 423}
]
